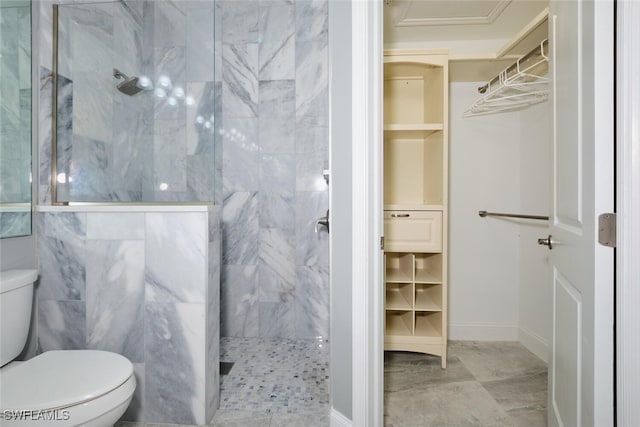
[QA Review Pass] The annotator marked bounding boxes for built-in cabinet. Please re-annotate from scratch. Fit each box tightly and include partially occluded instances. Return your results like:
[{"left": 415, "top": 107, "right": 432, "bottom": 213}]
[{"left": 383, "top": 51, "right": 448, "bottom": 368}]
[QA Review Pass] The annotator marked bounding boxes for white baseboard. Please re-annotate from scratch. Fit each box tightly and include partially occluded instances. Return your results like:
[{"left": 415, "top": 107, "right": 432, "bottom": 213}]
[
  {"left": 330, "top": 408, "right": 352, "bottom": 427},
  {"left": 448, "top": 321, "right": 519, "bottom": 341},
  {"left": 518, "top": 326, "right": 549, "bottom": 363}
]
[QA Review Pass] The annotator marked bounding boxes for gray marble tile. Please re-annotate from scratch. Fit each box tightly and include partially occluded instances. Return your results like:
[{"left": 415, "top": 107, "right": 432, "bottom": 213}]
[
  {"left": 384, "top": 352, "right": 475, "bottom": 393},
  {"left": 294, "top": 265, "right": 328, "bottom": 339},
  {"left": 113, "top": 0, "right": 143, "bottom": 82},
  {"left": 186, "top": 82, "right": 217, "bottom": 156},
  {"left": 221, "top": 1, "right": 259, "bottom": 44},
  {"left": 38, "top": 67, "right": 53, "bottom": 191},
  {"left": 296, "top": 150, "right": 328, "bottom": 191},
  {"left": 222, "top": 43, "right": 258, "bottom": 118},
  {"left": 295, "top": 41, "right": 328, "bottom": 119},
  {"left": 258, "top": 228, "right": 295, "bottom": 303},
  {"left": 145, "top": 302, "right": 206, "bottom": 425},
  {"left": 207, "top": 209, "right": 222, "bottom": 422},
  {"left": 187, "top": 155, "right": 215, "bottom": 202},
  {"left": 260, "top": 153, "right": 294, "bottom": 193},
  {"left": 295, "top": 115, "right": 328, "bottom": 154},
  {"left": 222, "top": 192, "right": 259, "bottom": 265},
  {"left": 37, "top": 212, "right": 87, "bottom": 301},
  {"left": 449, "top": 341, "right": 547, "bottom": 382},
  {"left": 222, "top": 118, "right": 259, "bottom": 193},
  {"left": 153, "top": 119, "right": 187, "bottom": 192},
  {"left": 258, "top": 191, "right": 295, "bottom": 230},
  {"left": 37, "top": 300, "right": 86, "bottom": 351},
  {"left": 258, "top": 80, "right": 295, "bottom": 154},
  {"left": 145, "top": 212, "right": 207, "bottom": 303},
  {"left": 384, "top": 381, "right": 512, "bottom": 427},
  {"left": 121, "top": 363, "right": 145, "bottom": 422},
  {"left": 153, "top": 46, "right": 187, "bottom": 120},
  {"left": 295, "top": 191, "right": 328, "bottom": 267},
  {"left": 68, "top": 136, "right": 113, "bottom": 202},
  {"left": 259, "top": 301, "right": 295, "bottom": 338},
  {"left": 86, "top": 213, "right": 145, "bottom": 240},
  {"left": 212, "top": 410, "right": 271, "bottom": 426},
  {"left": 186, "top": 4, "right": 215, "bottom": 82},
  {"left": 152, "top": 1, "right": 186, "bottom": 48},
  {"left": 221, "top": 265, "right": 259, "bottom": 338},
  {"left": 86, "top": 240, "right": 145, "bottom": 363},
  {"left": 506, "top": 406, "right": 548, "bottom": 427},
  {"left": 69, "top": 9, "right": 114, "bottom": 143},
  {"left": 258, "top": 5, "right": 294, "bottom": 80},
  {"left": 270, "top": 413, "right": 330, "bottom": 426},
  {"left": 481, "top": 371, "right": 547, "bottom": 412},
  {"left": 295, "top": 0, "right": 328, "bottom": 43}
]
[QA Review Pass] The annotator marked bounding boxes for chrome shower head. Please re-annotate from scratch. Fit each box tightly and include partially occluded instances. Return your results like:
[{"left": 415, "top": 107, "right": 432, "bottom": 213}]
[{"left": 113, "top": 68, "right": 144, "bottom": 96}]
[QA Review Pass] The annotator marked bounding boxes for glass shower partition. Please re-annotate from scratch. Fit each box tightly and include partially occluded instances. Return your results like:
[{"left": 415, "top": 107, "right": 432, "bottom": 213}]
[{"left": 53, "top": 0, "right": 220, "bottom": 204}]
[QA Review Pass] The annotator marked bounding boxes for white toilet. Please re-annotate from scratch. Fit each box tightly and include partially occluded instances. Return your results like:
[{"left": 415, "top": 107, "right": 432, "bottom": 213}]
[{"left": 0, "top": 269, "right": 136, "bottom": 427}]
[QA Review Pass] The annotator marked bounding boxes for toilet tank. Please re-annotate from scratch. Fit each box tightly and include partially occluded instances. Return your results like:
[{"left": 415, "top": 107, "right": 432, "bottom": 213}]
[{"left": 0, "top": 269, "right": 38, "bottom": 367}]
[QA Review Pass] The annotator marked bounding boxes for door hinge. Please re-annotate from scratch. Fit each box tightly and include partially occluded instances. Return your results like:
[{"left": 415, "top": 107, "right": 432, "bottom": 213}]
[
  {"left": 380, "top": 236, "right": 385, "bottom": 251},
  {"left": 598, "top": 213, "right": 616, "bottom": 248}
]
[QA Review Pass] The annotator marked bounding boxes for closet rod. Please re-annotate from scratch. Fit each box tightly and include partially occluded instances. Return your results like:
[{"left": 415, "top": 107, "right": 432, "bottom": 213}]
[
  {"left": 478, "top": 39, "right": 549, "bottom": 94},
  {"left": 478, "top": 210, "right": 549, "bottom": 221}
]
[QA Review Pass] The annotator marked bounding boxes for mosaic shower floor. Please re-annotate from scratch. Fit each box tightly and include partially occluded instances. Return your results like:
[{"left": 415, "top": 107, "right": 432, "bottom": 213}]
[{"left": 219, "top": 337, "right": 330, "bottom": 415}]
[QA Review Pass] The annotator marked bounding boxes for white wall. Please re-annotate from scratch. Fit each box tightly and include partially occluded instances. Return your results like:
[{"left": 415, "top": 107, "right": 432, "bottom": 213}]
[
  {"left": 448, "top": 82, "right": 551, "bottom": 358},
  {"left": 449, "top": 82, "right": 522, "bottom": 340}
]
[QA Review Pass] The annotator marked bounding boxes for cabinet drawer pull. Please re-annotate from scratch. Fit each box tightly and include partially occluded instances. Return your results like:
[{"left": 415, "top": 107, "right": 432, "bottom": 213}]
[{"left": 391, "top": 213, "right": 410, "bottom": 218}]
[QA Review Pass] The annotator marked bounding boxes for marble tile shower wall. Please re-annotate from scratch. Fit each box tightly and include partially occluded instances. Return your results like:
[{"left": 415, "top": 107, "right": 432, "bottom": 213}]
[
  {"left": 36, "top": 209, "right": 221, "bottom": 425},
  {"left": 37, "top": 0, "right": 221, "bottom": 204},
  {"left": 219, "top": 1, "right": 329, "bottom": 341}
]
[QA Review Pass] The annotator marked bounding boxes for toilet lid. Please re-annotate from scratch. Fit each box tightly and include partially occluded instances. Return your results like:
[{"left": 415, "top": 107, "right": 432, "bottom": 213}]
[{"left": 0, "top": 350, "right": 134, "bottom": 411}]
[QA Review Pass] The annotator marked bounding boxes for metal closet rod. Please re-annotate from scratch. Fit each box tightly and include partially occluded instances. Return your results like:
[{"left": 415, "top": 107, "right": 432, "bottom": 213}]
[
  {"left": 478, "top": 210, "right": 549, "bottom": 221},
  {"left": 477, "top": 39, "right": 549, "bottom": 94}
]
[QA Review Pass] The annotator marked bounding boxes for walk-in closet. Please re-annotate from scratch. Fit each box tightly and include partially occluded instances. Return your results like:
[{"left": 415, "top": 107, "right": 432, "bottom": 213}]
[{"left": 383, "top": 2, "right": 553, "bottom": 425}]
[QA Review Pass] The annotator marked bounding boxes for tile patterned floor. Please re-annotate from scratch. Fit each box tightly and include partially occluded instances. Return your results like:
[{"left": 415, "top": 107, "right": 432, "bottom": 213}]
[
  {"left": 384, "top": 341, "right": 548, "bottom": 427},
  {"left": 117, "top": 340, "right": 547, "bottom": 427}
]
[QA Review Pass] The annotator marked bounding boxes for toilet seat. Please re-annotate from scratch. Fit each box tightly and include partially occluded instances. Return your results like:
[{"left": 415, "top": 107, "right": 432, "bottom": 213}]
[{"left": 0, "top": 350, "right": 134, "bottom": 411}]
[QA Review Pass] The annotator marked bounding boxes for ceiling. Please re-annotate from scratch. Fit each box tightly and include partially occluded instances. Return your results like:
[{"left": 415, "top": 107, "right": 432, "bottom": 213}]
[
  {"left": 384, "top": 0, "right": 549, "bottom": 82},
  {"left": 384, "top": 0, "right": 548, "bottom": 54}
]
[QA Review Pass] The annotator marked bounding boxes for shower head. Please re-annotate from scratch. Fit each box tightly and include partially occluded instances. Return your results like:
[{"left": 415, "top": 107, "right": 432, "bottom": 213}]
[{"left": 113, "top": 68, "right": 144, "bottom": 96}]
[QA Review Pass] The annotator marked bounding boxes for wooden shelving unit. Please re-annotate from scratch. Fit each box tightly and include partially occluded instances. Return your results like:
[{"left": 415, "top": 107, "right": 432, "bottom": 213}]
[{"left": 383, "top": 50, "right": 449, "bottom": 368}]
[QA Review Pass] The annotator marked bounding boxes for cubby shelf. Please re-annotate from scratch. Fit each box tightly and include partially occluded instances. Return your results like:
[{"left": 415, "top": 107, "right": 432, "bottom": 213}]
[{"left": 383, "top": 51, "right": 448, "bottom": 368}]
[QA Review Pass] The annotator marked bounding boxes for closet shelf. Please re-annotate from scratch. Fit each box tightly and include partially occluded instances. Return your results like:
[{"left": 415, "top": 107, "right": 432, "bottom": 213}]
[
  {"left": 384, "top": 124, "right": 443, "bottom": 139},
  {"left": 464, "top": 39, "right": 549, "bottom": 117}
]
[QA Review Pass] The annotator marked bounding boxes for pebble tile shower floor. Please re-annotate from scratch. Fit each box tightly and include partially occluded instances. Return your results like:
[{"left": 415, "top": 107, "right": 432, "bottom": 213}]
[{"left": 218, "top": 337, "right": 330, "bottom": 414}]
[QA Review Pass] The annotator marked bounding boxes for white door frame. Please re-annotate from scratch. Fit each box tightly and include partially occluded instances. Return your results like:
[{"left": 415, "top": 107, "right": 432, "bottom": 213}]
[
  {"left": 351, "top": 0, "right": 384, "bottom": 426},
  {"left": 350, "top": 0, "right": 639, "bottom": 425},
  {"left": 616, "top": 1, "right": 640, "bottom": 425}
]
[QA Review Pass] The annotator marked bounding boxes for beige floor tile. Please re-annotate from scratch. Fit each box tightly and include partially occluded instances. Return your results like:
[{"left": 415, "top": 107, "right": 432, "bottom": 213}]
[
  {"left": 482, "top": 371, "right": 548, "bottom": 412},
  {"left": 269, "top": 413, "right": 330, "bottom": 426},
  {"left": 384, "top": 380, "right": 512, "bottom": 427},
  {"left": 449, "top": 341, "right": 547, "bottom": 382},
  {"left": 384, "top": 351, "right": 476, "bottom": 393}
]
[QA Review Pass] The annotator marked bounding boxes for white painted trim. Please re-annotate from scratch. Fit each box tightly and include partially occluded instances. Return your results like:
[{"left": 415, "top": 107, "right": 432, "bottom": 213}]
[
  {"left": 396, "top": 0, "right": 511, "bottom": 27},
  {"left": 331, "top": 408, "right": 353, "bottom": 427},
  {"left": 518, "top": 326, "right": 549, "bottom": 363},
  {"left": 616, "top": 1, "right": 640, "bottom": 425},
  {"left": 351, "top": 1, "right": 384, "bottom": 426},
  {"left": 448, "top": 322, "right": 518, "bottom": 341}
]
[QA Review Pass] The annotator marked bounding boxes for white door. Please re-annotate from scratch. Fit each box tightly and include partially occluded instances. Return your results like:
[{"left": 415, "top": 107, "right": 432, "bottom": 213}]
[{"left": 547, "top": 1, "right": 614, "bottom": 426}]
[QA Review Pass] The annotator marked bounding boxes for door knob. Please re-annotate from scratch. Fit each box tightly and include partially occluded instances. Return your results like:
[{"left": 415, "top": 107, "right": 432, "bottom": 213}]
[{"left": 538, "top": 235, "right": 553, "bottom": 250}]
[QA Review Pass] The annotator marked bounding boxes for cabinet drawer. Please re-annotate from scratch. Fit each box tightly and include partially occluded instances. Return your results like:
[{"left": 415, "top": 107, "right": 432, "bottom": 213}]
[{"left": 384, "top": 211, "right": 442, "bottom": 252}]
